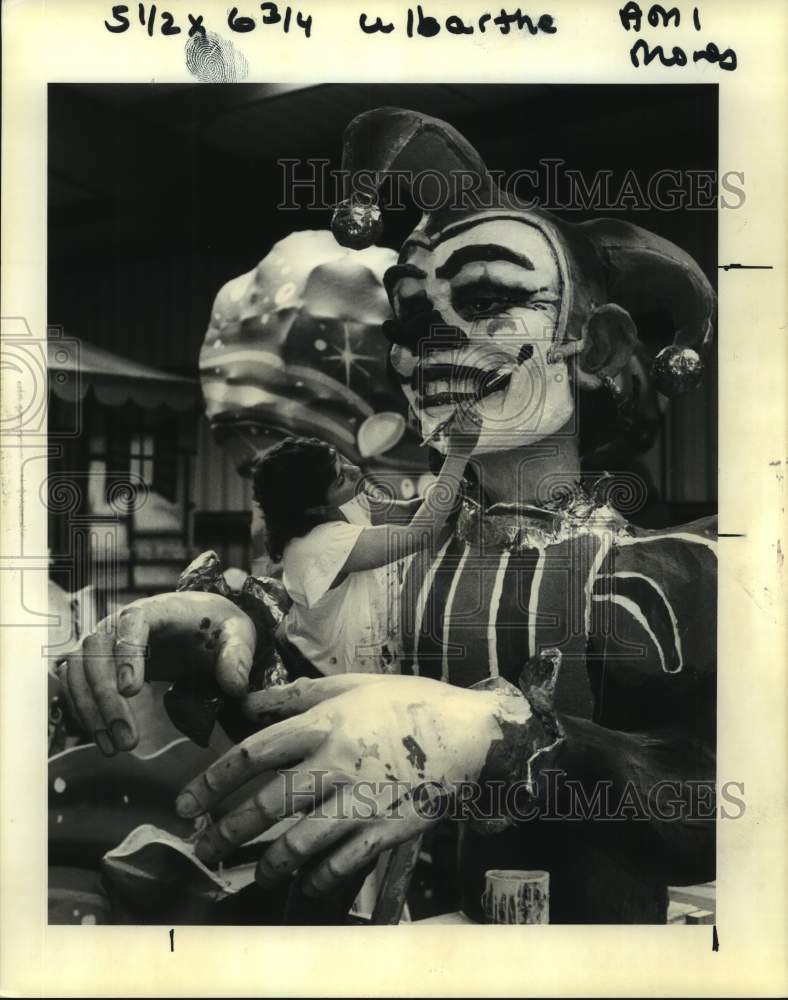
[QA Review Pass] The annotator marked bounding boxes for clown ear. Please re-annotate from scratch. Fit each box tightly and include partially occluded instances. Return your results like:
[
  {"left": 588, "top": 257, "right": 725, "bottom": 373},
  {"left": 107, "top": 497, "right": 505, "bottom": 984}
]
[{"left": 575, "top": 303, "right": 639, "bottom": 390}]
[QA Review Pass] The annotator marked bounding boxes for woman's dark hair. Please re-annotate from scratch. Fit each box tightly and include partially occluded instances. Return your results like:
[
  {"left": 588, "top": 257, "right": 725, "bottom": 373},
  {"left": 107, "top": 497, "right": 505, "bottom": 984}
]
[{"left": 252, "top": 436, "right": 339, "bottom": 562}]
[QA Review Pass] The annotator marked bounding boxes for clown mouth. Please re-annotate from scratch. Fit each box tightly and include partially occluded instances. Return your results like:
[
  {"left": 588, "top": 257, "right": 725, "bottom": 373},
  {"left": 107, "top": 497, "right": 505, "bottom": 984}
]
[
  {"left": 418, "top": 375, "right": 511, "bottom": 409},
  {"left": 415, "top": 358, "right": 527, "bottom": 410}
]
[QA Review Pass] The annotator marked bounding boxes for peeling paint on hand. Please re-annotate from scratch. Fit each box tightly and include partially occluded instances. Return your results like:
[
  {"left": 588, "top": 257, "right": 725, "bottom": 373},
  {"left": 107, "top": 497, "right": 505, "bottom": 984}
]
[
  {"left": 358, "top": 739, "right": 380, "bottom": 760},
  {"left": 402, "top": 735, "right": 427, "bottom": 771}
]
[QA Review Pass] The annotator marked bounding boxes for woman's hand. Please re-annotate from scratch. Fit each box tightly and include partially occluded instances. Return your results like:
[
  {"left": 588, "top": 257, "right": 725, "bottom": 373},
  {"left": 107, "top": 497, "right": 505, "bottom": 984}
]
[
  {"left": 58, "top": 592, "right": 257, "bottom": 756},
  {"left": 175, "top": 673, "right": 554, "bottom": 898}
]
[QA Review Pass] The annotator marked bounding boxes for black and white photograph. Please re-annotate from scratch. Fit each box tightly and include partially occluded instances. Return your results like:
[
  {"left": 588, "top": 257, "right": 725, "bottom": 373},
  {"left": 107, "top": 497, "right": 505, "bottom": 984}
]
[
  {"left": 1, "top": 1, "right": 786, "bottom": 996},
  {"left": 46, "top": 82, "right": 719, "bottom": 927}
]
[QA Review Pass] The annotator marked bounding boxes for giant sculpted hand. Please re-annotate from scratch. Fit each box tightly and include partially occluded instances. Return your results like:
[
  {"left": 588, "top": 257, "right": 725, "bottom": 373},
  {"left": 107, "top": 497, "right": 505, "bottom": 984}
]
[
  {"left": 59, "top": 592, "right": 257, "bottom": 755},
  {"left": 176, "top": 674, "right": 557, "bottom": 898}
]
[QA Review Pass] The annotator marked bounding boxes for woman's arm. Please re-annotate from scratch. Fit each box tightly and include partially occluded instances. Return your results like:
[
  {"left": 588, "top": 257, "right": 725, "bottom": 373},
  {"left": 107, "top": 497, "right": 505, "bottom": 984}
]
[
  {"left": 334, "top": 410, "right": 480, "bottom": 577},
  {"left": 364, "top": 496, "right": 423, "bottom": 526}
]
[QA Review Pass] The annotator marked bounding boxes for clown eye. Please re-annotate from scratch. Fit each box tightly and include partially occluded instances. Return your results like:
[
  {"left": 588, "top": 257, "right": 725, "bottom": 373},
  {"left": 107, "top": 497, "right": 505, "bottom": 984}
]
[
  {"left": 452, "top": 281, "right": 533, "bottom": 321},
  {"left": 462, "top": 298, "right": 507, "bottom": 317}
]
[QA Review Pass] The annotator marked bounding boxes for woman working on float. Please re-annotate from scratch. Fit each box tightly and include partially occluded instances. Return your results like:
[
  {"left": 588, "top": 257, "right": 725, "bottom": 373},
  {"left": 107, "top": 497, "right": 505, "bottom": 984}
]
[{"left": 252, "top": 413, "right": 479, "bottom": 677}]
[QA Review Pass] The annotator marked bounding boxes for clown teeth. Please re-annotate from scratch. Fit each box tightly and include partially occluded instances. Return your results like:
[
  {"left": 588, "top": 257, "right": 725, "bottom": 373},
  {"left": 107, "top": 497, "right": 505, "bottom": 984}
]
[
  {"left": 424, "top": 379, "right": 451, "bottom": 398},
  {"left": 418, "top": 368, "right": 511, "bottom": 397}
]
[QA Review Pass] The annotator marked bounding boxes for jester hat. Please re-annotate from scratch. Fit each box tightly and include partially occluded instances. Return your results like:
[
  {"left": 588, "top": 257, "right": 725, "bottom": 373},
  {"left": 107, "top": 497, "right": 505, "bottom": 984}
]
[{"left": 330, "top": 107, "right": 716, "bottom": 396}]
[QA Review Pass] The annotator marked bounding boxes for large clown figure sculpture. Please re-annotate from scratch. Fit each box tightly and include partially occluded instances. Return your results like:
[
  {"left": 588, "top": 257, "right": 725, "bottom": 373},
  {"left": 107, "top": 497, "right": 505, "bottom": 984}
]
[{"left": 60, "top": 109, "right": 717, "bottom": 925}]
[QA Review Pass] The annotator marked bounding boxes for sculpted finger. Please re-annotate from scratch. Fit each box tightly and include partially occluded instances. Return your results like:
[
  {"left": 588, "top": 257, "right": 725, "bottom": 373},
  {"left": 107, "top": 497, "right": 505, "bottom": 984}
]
[
  {"left": 255, "top": 786, "right": 365, "bottom": 887},
  {"left": 56, "top": 659, "right": 80, "bottom": 730},
  {"left": 176, "top": 716, "right": 329, "bottom": 819},
  {"left": 243, "top": 674, "right": 386, "bottom": 722},
  {"left": 66, "top": 653, "right": 116, "bottom": 757},
  {"left": 194, "top": 767, "right": 351, "bottom": 865},
  {"left": 83, "top": 633, "right": 138, "bottom": 751},
  {"left": 215, "top": 614, "right": 256, "bottom": 698},
  {"left": 300, "top": 807, "right": 428, "bottom": 899},
  {"left": 300, "top": 790, "right": 434, "bottom": 898},
  {"left": 300, "top": 827, "right": 389, "bottom": 899},
  {"left": 62, "top": 651, "right": 90, "bottom": 732},
  {"left": 114, "top": 606, "right": 150, "bottom": 695}
]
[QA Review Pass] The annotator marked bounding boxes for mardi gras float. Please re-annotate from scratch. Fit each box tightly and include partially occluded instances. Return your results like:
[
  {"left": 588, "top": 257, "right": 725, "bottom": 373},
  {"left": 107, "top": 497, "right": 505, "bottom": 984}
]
[{"left": 52, "top": 108, "right": 716, "bottom": 926}]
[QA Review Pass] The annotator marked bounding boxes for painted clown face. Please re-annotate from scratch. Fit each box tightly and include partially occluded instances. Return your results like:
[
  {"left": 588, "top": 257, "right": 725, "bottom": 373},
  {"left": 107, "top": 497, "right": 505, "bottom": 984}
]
[{"left": 384, "top": 218, "right": 575, "bottom": 455}]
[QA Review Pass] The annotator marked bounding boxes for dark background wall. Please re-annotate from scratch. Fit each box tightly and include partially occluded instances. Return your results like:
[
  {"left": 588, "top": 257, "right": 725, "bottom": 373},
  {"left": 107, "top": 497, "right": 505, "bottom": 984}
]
[{"left": 48, "top": 82, "right": 718, "bottom": 507}]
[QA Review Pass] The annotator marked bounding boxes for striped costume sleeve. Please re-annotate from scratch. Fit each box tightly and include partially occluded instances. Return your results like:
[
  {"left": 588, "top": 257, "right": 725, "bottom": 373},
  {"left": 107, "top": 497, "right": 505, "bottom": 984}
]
[
  {"left": 526, "top": 516, "right": 718, "bottom": 886},
  {"left": 587, "top": 517, "right": 717, "bottom": 733}
]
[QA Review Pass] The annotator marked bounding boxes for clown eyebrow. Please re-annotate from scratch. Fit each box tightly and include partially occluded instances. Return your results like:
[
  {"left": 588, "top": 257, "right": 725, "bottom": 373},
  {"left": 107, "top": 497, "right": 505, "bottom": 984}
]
[
  {"left": 435, "top": 244, "right": 535, "bottom": 280},
  {"left": 383, "top": 263, "right": 428, "bottom": 295}
]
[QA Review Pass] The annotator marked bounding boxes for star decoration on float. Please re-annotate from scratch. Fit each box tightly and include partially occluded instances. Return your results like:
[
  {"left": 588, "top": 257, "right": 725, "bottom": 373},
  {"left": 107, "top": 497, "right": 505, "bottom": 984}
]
[{"left": 322, "top": 323, "right": 378, "bottom": 387}]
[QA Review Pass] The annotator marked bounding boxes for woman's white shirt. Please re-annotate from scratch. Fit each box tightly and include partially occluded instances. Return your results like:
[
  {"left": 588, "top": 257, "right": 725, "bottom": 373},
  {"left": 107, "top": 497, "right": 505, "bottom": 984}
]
[{"left": 281, "top": 496, "right": 403, "bottom": 675}]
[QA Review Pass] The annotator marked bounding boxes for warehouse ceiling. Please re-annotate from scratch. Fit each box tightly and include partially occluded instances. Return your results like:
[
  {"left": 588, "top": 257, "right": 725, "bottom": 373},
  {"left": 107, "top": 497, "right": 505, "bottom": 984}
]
[
  {"left": 49, "top": 81, "right": 716, "bottom": 211},
  {"left": 48, "top": 82, "right": 717, "bottom": 377}
]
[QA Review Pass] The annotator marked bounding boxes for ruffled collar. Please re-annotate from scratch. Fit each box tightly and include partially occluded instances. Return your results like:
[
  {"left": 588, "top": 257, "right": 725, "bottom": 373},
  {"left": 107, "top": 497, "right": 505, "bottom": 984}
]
[{"left": 455, "top": 475, "right": 631, "bottom": 550}]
